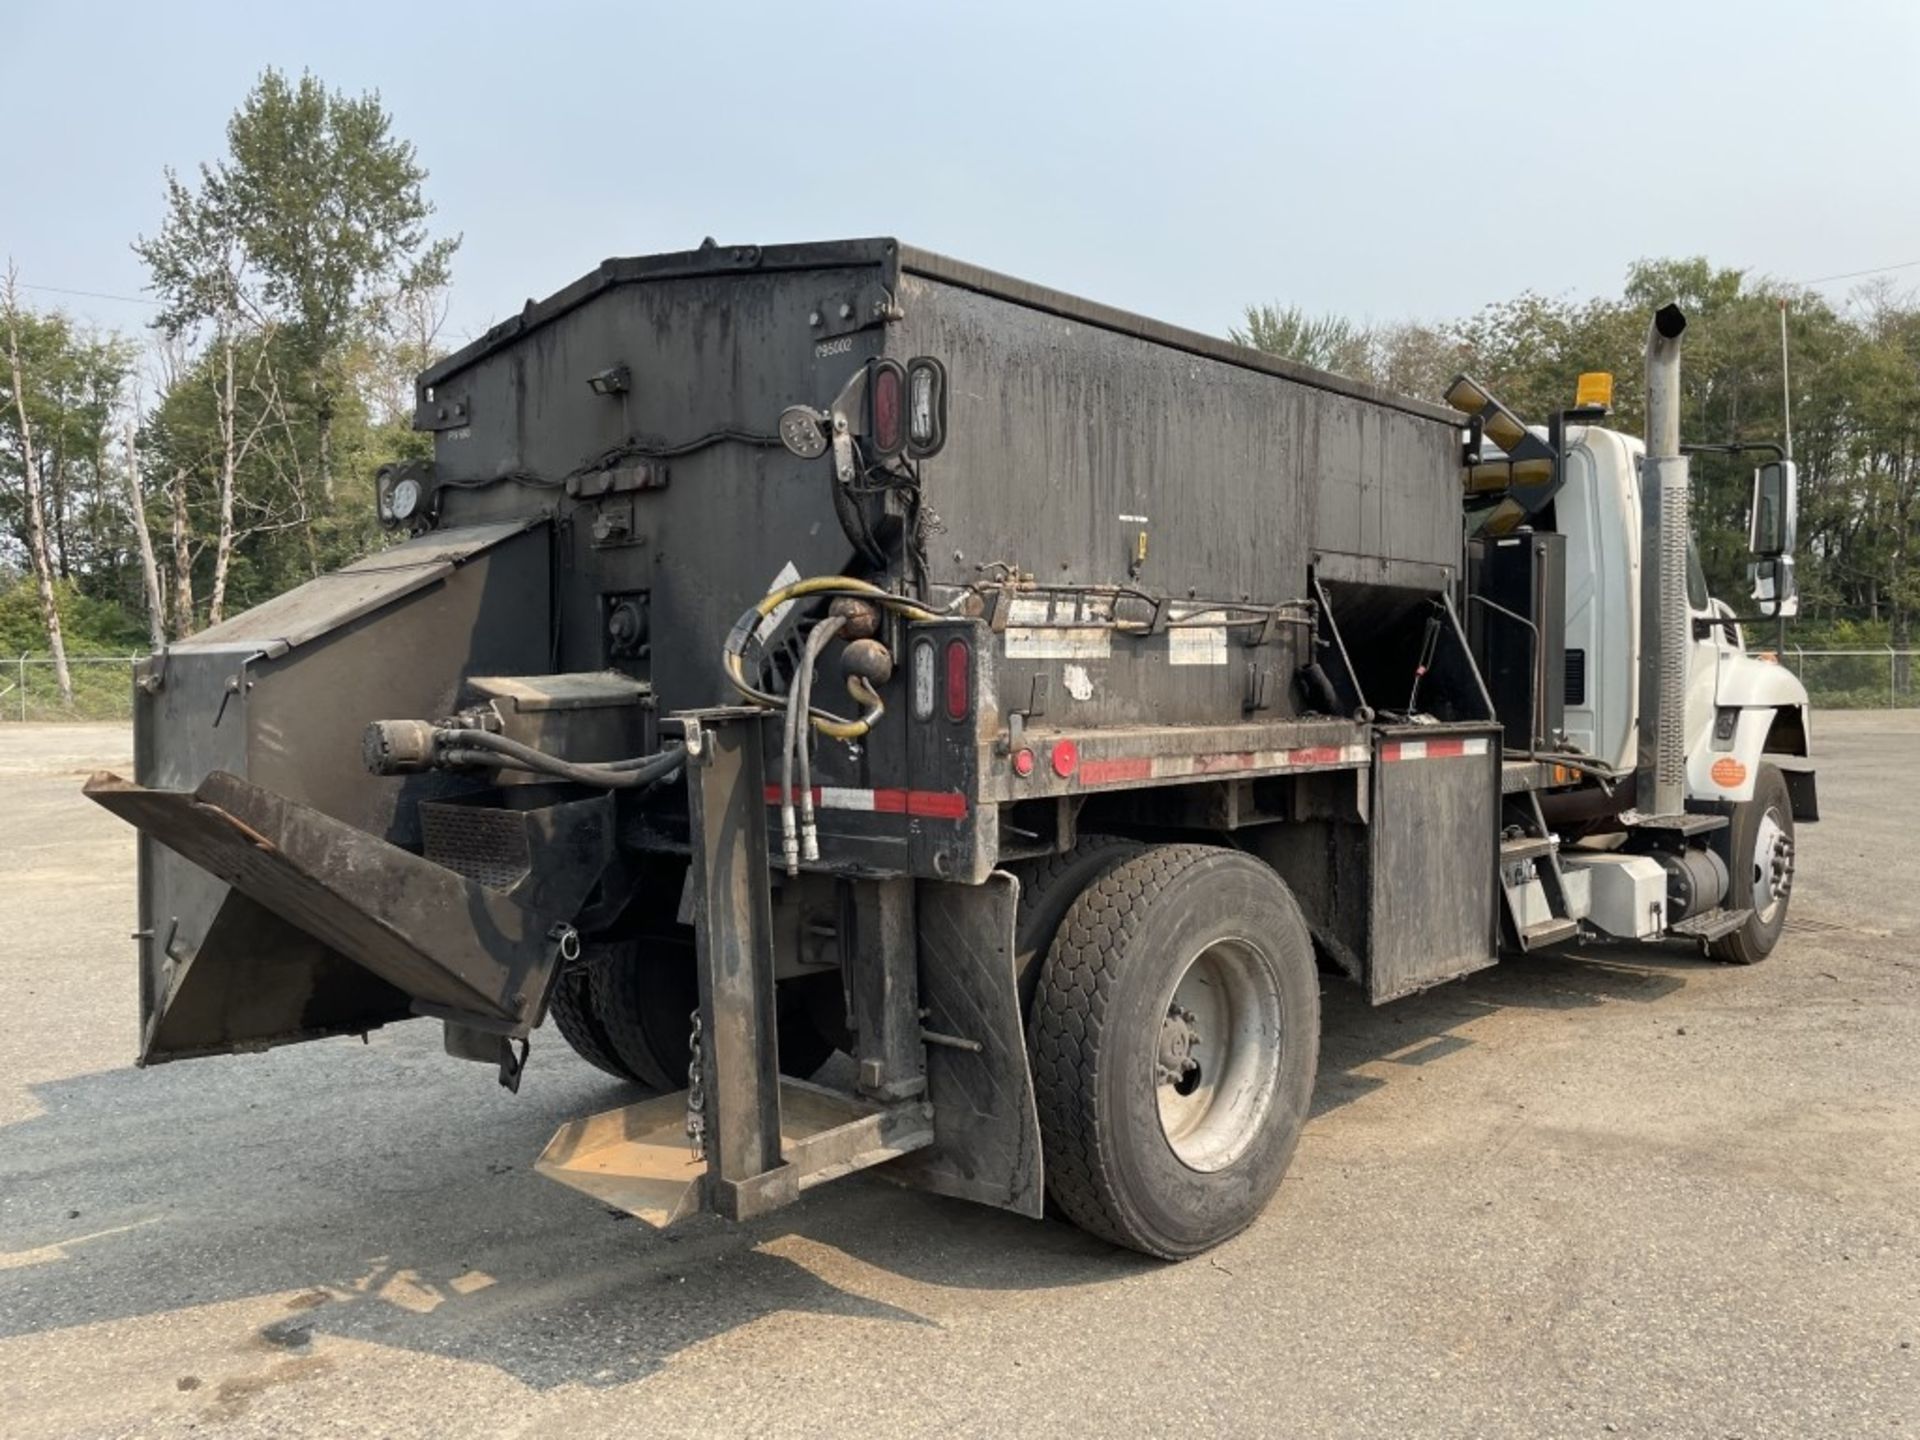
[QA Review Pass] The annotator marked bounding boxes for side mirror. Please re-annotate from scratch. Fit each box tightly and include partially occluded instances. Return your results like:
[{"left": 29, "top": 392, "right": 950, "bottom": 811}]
[
  {"left": 1750, "top": 554, "right": 1799, "bottom": 619},
  {"left": 1749, "top": 459, "right": 1798, "bottom": 557}
]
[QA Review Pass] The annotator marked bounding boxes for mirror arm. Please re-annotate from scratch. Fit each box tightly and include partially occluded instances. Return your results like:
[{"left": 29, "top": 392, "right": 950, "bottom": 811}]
[{"left": 1681, "top": 441, "right": 1787, "bottom": 461}]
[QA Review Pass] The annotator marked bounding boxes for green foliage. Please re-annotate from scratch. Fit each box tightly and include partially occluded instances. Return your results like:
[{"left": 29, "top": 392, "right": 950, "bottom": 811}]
[
  {"left": 125, "top": 66, "right": 455, "bottom": 631},
  {"left": 0, "top": 574, "right": 146, "bottom": 654},
  {"left": 1236, "top": 259, "right": 1920, "bottom": 641},
  {"left": 1231, "top": 304, "right": 1375, "bottom": 376},
  {"left": 0, "top": 307, "right": 137, "bottom": 585}
]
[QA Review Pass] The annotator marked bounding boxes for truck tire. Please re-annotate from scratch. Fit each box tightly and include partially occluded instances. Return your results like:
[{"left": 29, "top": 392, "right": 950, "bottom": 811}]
[
  {"left": 546, "top": 953, "right": 640, "bottom": 1082},
  {"left": 591, "top": 939, "right": 840, "bottom": 1090},
  {"left": 1029, "top": 845, "right": 1319, "bottom": 1259},
  {"left": 1709, "top": 762, "right": 1796, "bottom": 965},
  {"left": 1010, "top": 835, "right": 1144, "bottom": 1018},
  {"left": 591, "top": 939, "right": 693, "bottom": 1091}
]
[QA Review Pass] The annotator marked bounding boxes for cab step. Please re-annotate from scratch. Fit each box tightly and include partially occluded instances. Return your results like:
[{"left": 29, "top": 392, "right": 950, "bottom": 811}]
[
  {"left": 1520, "top": 917, "right": 1582, "bottom": 951},
  {"left": 1500, "top": 835, "right": 1555, "bottom": 863},
  {"left": 1667, "top": 907, "right": 1752, "bottom": 943},
  {"left": 1624, "top": 810, "right": 1728, "bottom": 838}
]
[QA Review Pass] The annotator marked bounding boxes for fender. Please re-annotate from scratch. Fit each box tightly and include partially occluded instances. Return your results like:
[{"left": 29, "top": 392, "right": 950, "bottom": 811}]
[{"left": 1689, "top": 652, "right": 1813, "bottom": 805}]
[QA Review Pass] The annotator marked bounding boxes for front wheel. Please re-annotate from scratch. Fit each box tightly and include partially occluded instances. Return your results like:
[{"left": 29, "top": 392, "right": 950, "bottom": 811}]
[
  {"left": 1028, "top": 845, "right": 1319, "bottom": 1259},
  {"left": 1709, "top": 762, "right": 1796, "bottom": 965}
]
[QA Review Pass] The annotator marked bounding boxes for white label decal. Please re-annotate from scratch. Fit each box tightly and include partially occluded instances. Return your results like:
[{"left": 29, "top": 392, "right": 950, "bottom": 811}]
[
  {"left": 1118, "top": 513, "right": 1149, "bottom": 524},
  {"left": 814, "top": 336, "right": 854, "bottom": 358},
  {"left": 755, "top": 562, "right": 802, "bottom": 643},
  {"left": 1005, "top": 627, "right": 1112, "bottom": 660},
  {"left": 1063, "top": 663, "right": 1095, "bottom": 700},
  {"left": 1169, "top": 609, "right": 1229, "bottom": 666}
]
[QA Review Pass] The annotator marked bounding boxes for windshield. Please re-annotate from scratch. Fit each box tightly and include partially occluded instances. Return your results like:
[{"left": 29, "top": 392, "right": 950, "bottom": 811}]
[{"left": 1686, "top": 539, "right": 1710, "bottom": 612}]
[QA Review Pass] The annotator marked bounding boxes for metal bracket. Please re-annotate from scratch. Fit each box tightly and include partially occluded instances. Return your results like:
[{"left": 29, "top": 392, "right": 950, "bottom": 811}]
[
  {"left": 986, "top": 588, "right": 1014, "bottom": 633},
  {"left": 1244, "top": 665, "right": 1273, "bottom": 713},
  {"left": 1002, "top": 673, "right": 1051, "bottom": 754},
  {"left": 442, "top": 1021, "right": 530, "bottom": 1093}
]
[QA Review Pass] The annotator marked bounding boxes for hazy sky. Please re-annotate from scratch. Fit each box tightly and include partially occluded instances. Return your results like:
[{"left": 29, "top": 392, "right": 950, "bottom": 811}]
[{"left": 5, "top": 0, "right": 1918, "bottom": 354}]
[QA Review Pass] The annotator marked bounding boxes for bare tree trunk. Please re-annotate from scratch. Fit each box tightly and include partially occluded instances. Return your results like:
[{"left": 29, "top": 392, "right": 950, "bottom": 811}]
[
  {"left": 207, "top": 328, "right": 239, "bottom": 626},
  {"left": 168, "top": 466, "right": 194, "bottom": 637},
  {"left": 123, "top": 416, "right": 167, "bottom": 652},
  {"left": 50, "top": 440, "right": 70, "bottom": 579},
  {"left": 3, "top": 265, "right": 73, "bottom": 705},
  {"left": 316, "top": 399, "right": 332, "bottom": 500}
]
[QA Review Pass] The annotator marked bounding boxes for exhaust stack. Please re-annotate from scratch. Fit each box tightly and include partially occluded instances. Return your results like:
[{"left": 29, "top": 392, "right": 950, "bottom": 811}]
[{"left": 1639, "top": 303, "right": 1690, "bottom": 816}]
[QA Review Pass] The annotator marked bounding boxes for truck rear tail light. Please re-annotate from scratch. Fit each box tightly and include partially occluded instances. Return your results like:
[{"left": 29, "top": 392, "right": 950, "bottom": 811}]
[
  {"left": 944, "top": 638, "right": 970, "bottom": 721},
  {"left": 868, "top": 358, "right": 907, "bottom": 458},
  {"left": 906, "top": 356, "right": 948, "bottom": 458},
  {"left": 911, "top": 638, "right": 936, "bottom": 720}
]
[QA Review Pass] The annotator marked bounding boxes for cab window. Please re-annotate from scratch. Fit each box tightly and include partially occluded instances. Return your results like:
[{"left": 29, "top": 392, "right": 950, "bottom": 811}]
[{"left": 1686, "top": 540, "right": 1710, "bottom": 612}]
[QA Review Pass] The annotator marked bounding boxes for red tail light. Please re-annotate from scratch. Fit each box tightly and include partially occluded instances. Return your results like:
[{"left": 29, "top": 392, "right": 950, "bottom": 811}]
[
  {"left": 869, "top": 359, "right": 906, "bottom": 458},
  {"left": 944, "top": 638, "right": 970, "bottom": 721}
]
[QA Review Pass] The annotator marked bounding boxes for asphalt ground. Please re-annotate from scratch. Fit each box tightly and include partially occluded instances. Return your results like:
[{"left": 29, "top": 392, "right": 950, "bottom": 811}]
[{"left": 1, "top": 715, "right": 1915, "bottom": 1439}]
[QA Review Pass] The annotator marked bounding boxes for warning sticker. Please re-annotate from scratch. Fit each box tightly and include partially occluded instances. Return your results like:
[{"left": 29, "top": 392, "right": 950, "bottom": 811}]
[{"left": 1168, "top": 608, "right": 1229, "bottom": 666}]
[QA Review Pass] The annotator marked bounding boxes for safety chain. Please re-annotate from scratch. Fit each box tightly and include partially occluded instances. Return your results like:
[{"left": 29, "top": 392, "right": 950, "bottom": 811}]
[{"left": 685, "top": 1007, "right": 707, "bottom": 1158}]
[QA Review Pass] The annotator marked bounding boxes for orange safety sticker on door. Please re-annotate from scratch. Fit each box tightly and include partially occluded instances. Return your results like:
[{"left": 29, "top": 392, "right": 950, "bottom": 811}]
[{"left": 1710, "top": 756, "right": 1748, "bottom": 788}]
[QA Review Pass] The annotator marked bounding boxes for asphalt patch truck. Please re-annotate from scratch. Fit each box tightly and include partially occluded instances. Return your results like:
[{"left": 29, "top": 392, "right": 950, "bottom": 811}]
[{"left": 88, "top": 239, "right": 1817, "bottom": 1258}]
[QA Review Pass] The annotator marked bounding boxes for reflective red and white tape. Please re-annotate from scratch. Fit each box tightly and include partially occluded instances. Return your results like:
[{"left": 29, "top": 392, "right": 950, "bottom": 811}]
[
  {"left": 1377, "top": 736, "right": 1491, "bottom": 763},
  {"left": 765, "top": 785, "right": 969, "bottom": 820},
  {"left": 1078, "top": 742, "right": 1370, "bottom": 787}
]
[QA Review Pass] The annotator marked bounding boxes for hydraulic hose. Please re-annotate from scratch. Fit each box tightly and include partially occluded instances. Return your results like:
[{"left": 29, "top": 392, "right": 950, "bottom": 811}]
[
  {"left": 792, "top": 614, "right": 848, "bottom": 867},
  {"left": 780, "top": 614, "right": 847, "bottom": 872},
  {"left": 722, "top": 575, "right": 930, "bottom": 739},
  {"left": 437, "top": 728, "right": 687, "bottom": 789}
]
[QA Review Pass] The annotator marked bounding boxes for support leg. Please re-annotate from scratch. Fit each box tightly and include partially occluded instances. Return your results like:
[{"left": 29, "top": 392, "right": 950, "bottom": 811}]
[
  {"left": 849, "top": 876, "right": 926, "bottom": 1101},
  {"left": 685, "top": 712, "right": 787, "bottom": 1219}
]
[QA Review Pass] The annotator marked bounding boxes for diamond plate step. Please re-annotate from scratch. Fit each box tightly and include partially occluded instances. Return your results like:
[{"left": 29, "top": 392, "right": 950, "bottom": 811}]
[{"left": 1668, "top": 907, "right": 1752, "bottom": 943}]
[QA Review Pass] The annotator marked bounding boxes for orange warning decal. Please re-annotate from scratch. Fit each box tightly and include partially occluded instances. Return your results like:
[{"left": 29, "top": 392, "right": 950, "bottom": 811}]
[{"left": 1710, "top": 756, "right": 1748, "bottom": 788}]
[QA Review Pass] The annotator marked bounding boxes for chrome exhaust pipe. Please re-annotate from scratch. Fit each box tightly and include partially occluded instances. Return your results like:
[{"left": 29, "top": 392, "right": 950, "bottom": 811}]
[{"left": 1639, "top": 303, "right": 1689, "bottom": 817}]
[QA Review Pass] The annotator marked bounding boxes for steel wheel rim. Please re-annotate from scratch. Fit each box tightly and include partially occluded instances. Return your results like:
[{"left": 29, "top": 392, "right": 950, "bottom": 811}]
[
  {"left": 1752, "top": 804, "right": 1791, "bottom": 925},
  {"left": 1154, "top": 937, "right": 1283, "bottom": 1173}
]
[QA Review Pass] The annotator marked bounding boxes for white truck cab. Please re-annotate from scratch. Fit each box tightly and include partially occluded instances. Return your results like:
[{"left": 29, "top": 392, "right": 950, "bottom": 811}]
[
  {"left": 1557, "top": 424, "right": 1813, "bottom": 806},
  {"left": 1451, "top": 320, "right": 1814, "bottom": 966}
]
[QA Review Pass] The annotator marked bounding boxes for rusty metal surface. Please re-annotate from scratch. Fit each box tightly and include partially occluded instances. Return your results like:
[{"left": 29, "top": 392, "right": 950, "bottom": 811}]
[
  {"left": 684, "top": 712, "right": 785, "bottom": 1218},
  {"left": 87, "top": 771, "right": 564, "bottom": 1040},
  {"left": 536, "top": 1076, "right": 932, "bottom": 1228},
  {"left": 180, "top": 521, "right": 539, "bottom": 654},
  {"left": 120, "top": 523, "right": 553, "bottom": 1061}
]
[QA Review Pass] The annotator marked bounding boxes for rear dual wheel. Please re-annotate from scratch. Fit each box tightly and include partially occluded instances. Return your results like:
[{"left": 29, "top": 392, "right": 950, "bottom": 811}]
[
  {"left": 547, "top": 938, "right": 839, "bottom": 1088},
  {"left": 1028, "top": 844, "right": 1319, "bottom": 1259}
]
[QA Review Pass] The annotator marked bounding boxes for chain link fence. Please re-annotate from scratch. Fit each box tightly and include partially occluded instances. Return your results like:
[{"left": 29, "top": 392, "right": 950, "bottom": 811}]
[
  {"left": 1, "top": 654, "right": 142, "bottom": 722},
  {"left": 1779, "top": 648, "right": 1920, "bottom": 710}
]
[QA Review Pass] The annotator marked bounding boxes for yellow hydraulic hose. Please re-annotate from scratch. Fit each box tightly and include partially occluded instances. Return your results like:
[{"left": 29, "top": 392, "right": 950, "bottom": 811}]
[{"left": 721, "top": 577, "right": 933, "bottom": 740}]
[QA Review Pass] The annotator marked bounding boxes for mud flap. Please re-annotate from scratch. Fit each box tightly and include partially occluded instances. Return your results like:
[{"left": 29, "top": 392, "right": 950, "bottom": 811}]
[
  {"left": 1367, "top": 726, "right": 1502, "bottom": 1001},
  {"left": 885, "top": 871, "right": 1045, "bottom": 1218},
  {"left": 86, "top": 770, "right": 589, "bottom": 1059}
]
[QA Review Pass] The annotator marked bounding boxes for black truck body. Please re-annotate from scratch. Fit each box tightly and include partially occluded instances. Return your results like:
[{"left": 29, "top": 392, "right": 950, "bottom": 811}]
[{"left": 91, "top": 239, "right": 1540, "bottom": 1256}]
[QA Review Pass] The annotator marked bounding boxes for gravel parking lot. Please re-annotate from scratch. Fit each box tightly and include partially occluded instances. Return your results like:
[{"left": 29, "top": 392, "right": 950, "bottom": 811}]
[{"left": 1, "top": 715, "right": 1915, "bottom": 1439}]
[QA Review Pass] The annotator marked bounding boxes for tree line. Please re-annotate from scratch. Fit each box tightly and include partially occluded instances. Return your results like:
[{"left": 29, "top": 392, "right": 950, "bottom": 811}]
[
  {"left": 1233, "top": 261, "right": 1920, "bottom": 645},
  {"left": 5, "top": 69, "right": 1917, "bottom": 712},
  {"left": 0, "top": 69, "right": 451, "bottom": 704}
]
